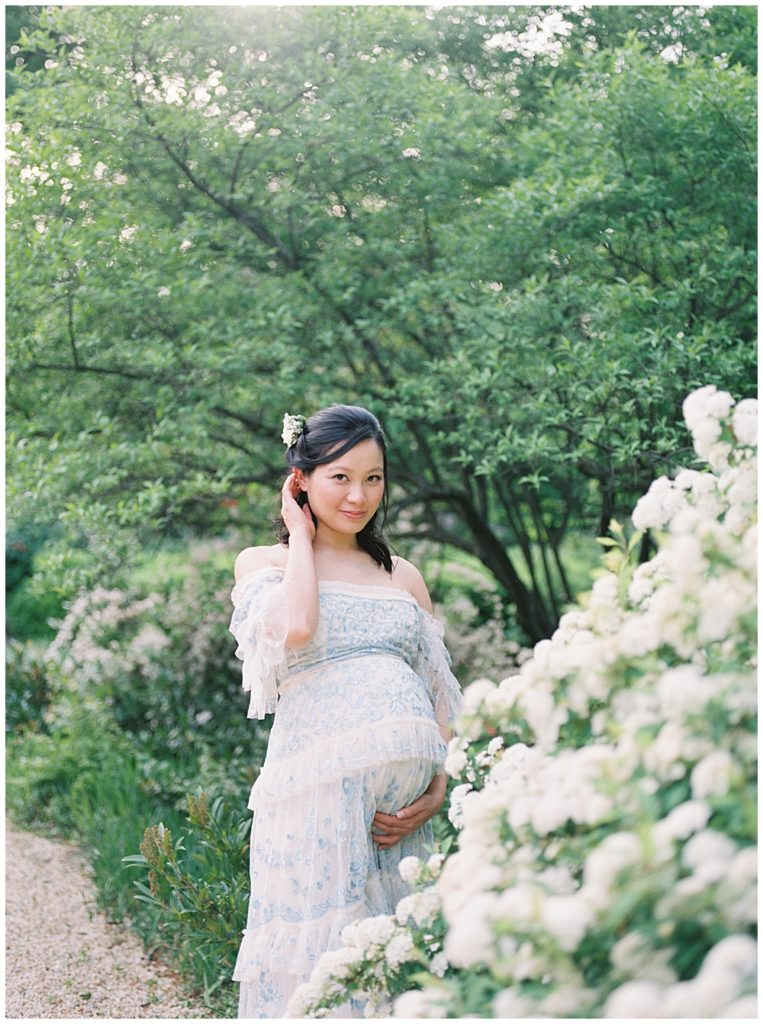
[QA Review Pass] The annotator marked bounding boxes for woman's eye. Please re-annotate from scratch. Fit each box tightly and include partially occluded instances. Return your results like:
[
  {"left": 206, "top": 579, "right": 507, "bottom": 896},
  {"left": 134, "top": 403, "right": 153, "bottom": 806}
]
[{"left": 331, "top": 474, "right": 382, "bottom": 482}]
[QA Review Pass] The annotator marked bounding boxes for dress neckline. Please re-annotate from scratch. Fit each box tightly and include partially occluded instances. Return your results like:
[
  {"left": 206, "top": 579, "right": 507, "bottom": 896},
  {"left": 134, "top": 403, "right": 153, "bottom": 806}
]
[{"left": 232, "top": 564, "right": 419, "bottom": 605}]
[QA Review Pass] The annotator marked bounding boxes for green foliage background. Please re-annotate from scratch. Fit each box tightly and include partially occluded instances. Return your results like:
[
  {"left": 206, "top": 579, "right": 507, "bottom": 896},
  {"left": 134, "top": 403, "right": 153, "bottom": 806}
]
[{"left": 6, "top": 3, "right": 756, "bottom": 640}]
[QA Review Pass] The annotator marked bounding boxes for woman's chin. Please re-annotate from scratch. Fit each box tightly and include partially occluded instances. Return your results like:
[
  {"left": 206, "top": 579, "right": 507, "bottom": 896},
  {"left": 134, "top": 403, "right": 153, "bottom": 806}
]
[
  {"left": 337, "top": 513, "right": 376, "bottom": 533},
  {"left": 339, "top": 518, "right": 365, "bottom": 531}
]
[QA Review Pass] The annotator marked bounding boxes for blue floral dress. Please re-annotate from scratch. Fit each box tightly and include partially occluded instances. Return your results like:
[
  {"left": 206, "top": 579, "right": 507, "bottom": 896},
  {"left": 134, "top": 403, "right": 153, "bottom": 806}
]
[{"left": 228, "top": 566, "right": 463, "bottom": 1019}]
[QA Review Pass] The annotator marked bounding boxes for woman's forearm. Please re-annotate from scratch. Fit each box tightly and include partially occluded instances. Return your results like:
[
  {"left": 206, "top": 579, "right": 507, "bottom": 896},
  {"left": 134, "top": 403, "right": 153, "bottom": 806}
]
[
  {"left": 282, "top": 529, "right": 319, "bottom": 646},
  {"left": 425, "top": 770, "right": 448, "bottom": 810}
]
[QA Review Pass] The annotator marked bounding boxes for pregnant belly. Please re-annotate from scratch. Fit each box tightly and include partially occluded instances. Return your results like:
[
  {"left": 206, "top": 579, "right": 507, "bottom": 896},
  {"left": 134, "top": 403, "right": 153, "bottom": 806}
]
[
  {"left": 271, "top": 654, "right": 439, "bottom": 761},
  {"left": 278, "top": 653, "right": 434, "bottom": 729},
  {"left": 366, "top": 757, "right": 438, "bottom": 816}
]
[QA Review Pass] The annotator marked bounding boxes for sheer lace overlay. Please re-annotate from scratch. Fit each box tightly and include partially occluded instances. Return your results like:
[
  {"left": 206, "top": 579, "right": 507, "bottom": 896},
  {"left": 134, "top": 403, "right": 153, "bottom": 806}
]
[
  {"left": 412, "top": 607, "right": 464, "bottom": 730},
  {"left": 228, "top": 566, "right": 464, "bottom": 1019},
  {"left": 230, "top": 568, "right": 292, "bottom": 719}
]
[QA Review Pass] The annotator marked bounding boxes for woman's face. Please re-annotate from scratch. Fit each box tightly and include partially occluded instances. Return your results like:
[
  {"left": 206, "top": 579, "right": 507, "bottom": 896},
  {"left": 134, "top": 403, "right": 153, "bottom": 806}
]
[{"left": 297, "top": 438, "right": 385, "bottom": 536}]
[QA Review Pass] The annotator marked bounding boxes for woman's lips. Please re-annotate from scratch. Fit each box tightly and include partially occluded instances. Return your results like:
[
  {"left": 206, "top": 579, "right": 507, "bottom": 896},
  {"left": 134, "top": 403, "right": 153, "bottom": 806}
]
[{"left": 341, "top": 510, "right": 366, "bottom": 518}]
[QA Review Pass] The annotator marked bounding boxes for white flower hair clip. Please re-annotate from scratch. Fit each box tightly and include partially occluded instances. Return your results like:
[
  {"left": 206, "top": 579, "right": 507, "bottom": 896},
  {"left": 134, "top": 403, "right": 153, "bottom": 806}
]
[{"left": 282, "top": 413, "right": 306, "bottom": 448}]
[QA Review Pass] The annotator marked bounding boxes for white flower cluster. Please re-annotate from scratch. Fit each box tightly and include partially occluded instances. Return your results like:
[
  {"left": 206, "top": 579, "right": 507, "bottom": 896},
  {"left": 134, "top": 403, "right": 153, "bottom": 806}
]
[
  {"left": 429, "top": 386, "right": 757, "bottom": 1016},
  {"left": 634, "top": 386, "right": 756, "bottom": 531},
  {"left": 605, "top": 934, "right": 757, "bottom": 1018},
  {"left": 45, "top": 548, "right": 232, "bottom": 706},
  {"left": 392, "top": 987, "right": 453, "bottom": 1018},
  {"left": 286, "top": 850, "right": 451, "bottom": 1016},
  {"left": 286, "top": 910, "right": 423, "bottom": 1018},
  {"left": 46, "top": 587, "right": 167, "bottom": 685}
]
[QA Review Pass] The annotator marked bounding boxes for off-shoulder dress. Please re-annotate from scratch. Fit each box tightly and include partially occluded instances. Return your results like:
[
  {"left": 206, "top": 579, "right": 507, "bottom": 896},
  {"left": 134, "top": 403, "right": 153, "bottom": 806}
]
[{"left": 228, "top": 566, "right": 463, "bottom": 1019}]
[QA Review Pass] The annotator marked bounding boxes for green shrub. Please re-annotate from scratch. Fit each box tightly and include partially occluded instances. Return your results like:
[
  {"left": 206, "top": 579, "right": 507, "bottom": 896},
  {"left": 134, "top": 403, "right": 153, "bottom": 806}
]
[
  {"left": 6, "top": 578, "right": 65, "bottom": 641},
  {"left": 6, "top": 703, "right": 129, "bottom": 832},
  {"left": 5, "top": 639, "right": 53, "bottom": 735},
  {"left": 6, "top": 522, "right": 55, "bottom": 592},
  {"left": 124, "top": 792, "right": 251, "bottom": 1013},
  {"left": 69, "top": 755, "right": 189, "bottom": 926}
]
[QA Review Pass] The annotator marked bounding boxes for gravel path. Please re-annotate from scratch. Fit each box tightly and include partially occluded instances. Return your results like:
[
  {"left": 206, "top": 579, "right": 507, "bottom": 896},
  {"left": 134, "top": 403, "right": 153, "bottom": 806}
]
[{"left": 5, "top": 821, "right": 212, "bottom": 1019}]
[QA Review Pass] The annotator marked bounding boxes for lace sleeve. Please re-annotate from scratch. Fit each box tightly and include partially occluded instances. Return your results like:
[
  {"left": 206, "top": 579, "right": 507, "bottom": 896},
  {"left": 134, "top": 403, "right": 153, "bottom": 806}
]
[
  {"left": 229, "top": 567, "right": 289, "bottom": 720},
  {"left": 413, "top": 606, "right": 464, "bottom": 730}
]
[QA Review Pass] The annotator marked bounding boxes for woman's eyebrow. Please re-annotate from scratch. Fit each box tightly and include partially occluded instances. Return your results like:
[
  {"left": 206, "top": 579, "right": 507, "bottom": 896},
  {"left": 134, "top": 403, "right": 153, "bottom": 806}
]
[{"left": 331, "top": 465, "right": 384, "bottom": 472}]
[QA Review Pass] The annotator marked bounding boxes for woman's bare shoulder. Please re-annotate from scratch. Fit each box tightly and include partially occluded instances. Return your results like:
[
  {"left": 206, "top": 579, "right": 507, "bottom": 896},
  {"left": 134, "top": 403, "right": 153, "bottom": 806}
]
[
  {"left": 391, "top": 555, "right": 434, "bottom": 614},
  {"left": 234, "top": 543, "right": 287, "bottom": 583}
]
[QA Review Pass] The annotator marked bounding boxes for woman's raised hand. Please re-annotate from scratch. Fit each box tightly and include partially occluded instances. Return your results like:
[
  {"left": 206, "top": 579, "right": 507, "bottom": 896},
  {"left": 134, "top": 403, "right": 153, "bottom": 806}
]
[{"left": 281, "top": 471, "right": 316, "bottom": 541}]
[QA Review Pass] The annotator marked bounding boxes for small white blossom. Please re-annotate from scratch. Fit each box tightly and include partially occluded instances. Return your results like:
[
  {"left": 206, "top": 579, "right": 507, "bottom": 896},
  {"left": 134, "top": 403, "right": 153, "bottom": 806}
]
[
  {"left": 444, "top": 737, "right": 468, "bottom": 776},
  {"left": 286, "top": 979, "right": 326, "bottom": 1016},
  {"left": 395, "top": 888, "right": 440, "bottom": 927},
  {"left": 281, "top": 412, "right": 306, "bottom": 448},
  {"left": 604, "top": 980, "right": 666, "bottom": 1017},
  {"left": 352, "top": 914, "right": 396, "bottom": 951},
  {"left": 487, "top": 736, "right": 504, "bottom": 756},
  {"left": 426, "top": 852, "right": 444, "bottom": 874},
  {"left": 491, "top": 987, "right": 532, "bottom": 1017},
  {"left": 384, "top": 931, "right": 414, "bottom": 969},
  {"left": 731, "top": 398, "right": 757, "bottom": 446},
  {"left": 430, "top": 951, "right": 448, "bottom": 977},
  {"left": 653, "top": 800, "right": 711, "bottom": 847},
  {"left": 691, "top": 750, "right": 737, "bottom": 798},
  {"left": 393, "top": 988, "right": 452, "bottom": 1018},
  {"left": 397, "top": 856, "right": 422, "bottom": 885},
  {"left": 683, "top": 829, "right": 737, "bottom": 874}
]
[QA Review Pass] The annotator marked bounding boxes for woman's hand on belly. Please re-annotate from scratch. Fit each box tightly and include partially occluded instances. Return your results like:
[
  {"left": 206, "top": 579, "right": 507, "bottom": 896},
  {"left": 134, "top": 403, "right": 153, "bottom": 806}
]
[{"left": 371, "top": 773, "right": 447, "bottom": 848}]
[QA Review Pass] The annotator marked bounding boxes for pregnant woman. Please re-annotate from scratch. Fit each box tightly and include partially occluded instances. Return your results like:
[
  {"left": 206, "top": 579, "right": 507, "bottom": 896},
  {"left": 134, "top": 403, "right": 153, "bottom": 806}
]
[{"left": 229, "top": 403, "right": 463, "bottom": 1018}]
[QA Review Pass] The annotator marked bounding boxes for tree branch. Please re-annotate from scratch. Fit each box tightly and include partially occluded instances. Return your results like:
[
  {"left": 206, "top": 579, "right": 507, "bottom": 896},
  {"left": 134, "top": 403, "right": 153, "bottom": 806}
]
[
  {"left": 128, "top": 67, "right": 299, "bottom": 269},
  {"left": 27, "top": 360, "right": 158, "bottom": 381}
]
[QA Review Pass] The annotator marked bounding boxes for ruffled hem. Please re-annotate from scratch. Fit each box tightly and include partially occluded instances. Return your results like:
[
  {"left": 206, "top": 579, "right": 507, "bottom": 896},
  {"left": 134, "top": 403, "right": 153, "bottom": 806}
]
[
  {"left": 233, "top": 868, "right": 409, "bottom": 980},
  {"left": 249, "top": 716, "right": 446, "bottom": 806}
]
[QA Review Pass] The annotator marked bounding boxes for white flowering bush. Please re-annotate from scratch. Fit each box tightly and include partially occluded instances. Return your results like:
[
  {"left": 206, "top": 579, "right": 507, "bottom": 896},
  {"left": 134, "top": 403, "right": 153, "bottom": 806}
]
[
  {"left": 287, "top": 855, "right": 449, "bottom": 1019},
  {"left": 45, "top": 539, "right": 235, "bottom": 699},
  {"left": 37, "top": 540, "right": 269, "bottom": 806},
  {"left": 288, "top": 386, "right": 757, "bottom": 1018}
]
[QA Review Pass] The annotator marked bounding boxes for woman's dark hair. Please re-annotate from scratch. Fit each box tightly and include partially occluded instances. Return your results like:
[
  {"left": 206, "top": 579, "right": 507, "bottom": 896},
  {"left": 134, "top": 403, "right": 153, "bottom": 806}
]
[{"left": 275, "top": 404, "right": 394, "bottom": 573}]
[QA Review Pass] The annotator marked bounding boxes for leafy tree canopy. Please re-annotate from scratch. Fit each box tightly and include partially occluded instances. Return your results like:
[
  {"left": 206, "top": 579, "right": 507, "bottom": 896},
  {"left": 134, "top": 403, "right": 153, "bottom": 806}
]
[{"left": 6, "top": 5, "right": 756, "bottom": 640}]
